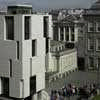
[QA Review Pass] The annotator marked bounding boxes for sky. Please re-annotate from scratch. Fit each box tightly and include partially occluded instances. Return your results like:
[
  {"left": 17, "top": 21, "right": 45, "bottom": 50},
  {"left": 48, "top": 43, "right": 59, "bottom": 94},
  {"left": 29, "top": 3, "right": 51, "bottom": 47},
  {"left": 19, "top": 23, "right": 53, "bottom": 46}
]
[{"left": 0, "top": 0, "right": 96, "bottom": 10}]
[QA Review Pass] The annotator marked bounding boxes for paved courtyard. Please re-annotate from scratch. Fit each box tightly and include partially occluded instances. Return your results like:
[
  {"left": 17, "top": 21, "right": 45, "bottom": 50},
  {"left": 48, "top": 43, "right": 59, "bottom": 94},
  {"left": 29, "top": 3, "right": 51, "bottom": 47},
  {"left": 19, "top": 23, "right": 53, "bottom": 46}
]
[{"left": 45, "top": 71, "right": 100, "bottom": 100}]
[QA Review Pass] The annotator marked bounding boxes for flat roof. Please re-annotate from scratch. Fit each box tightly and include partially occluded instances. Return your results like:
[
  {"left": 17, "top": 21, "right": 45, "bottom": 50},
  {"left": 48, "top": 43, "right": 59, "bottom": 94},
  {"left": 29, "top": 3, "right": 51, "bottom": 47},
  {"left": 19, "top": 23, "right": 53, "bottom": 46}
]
[{"left": 8, "top": 4, "right": 32, "bottom": 8}]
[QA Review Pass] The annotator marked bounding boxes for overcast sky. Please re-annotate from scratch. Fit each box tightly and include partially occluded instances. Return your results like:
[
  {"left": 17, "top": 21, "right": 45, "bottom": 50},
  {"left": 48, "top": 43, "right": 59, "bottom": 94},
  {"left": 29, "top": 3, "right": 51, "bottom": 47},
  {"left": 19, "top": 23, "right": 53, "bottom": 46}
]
[{"left": 0, "top": 0, "right": 96, "bottom": 10}]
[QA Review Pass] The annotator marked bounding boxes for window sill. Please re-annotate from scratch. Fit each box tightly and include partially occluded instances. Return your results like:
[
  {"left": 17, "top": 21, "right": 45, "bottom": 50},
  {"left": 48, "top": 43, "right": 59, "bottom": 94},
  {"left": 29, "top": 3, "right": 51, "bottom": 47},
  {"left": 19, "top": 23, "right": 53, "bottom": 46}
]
[
  {"left": 88, "top": 49, "right": 94, "bottom": 51},
  {"left": 96, "top": 50, "right": 100, "bottom": 52}
]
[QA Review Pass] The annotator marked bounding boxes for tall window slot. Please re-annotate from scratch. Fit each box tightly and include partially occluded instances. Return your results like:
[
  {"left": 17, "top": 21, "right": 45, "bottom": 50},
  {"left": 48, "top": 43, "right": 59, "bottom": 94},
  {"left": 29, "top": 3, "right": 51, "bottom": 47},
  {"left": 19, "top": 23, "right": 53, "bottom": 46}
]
[
  {"left": 1, "top": 77, "right": 9, "bottom": 96},
  {"left": 30, "top": 76, "right": 36, "bottom": 95},
  {"left": 25, "top": 16, "right": 30, "bottom": 40},
  {"left": 43, "top": 16, "right": 49, "bottom": 37},
  {"left": 88, "top": 38, "right": 94, "bottom": 50},
  {"left": 5, "top": 16, "right": 14, "bottom": 40},
  {"left": 89, "top": 57, "right": 94, "bottom": 69},
  {"left": 98, "top": 58, "right": 100, "bottom": 71},
  {"left": 9, "top": 59, "right": 12, "bottom": 77},
  {"left": 17, "top": 41, "right": 19, "bottom": 59},
  {"left": 46, "top": 38, "right": 49, "bottom": 54},
  {"left": 32, "top": 40, "right": 36, "bottom": 57}
]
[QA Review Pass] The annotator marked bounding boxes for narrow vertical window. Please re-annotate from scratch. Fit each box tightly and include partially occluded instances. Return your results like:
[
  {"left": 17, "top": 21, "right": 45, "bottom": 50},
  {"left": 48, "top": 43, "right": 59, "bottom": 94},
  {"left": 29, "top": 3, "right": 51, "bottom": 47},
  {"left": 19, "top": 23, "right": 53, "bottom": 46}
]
[
  {"left": 5, "top": 16, "right": 14, "bottom": 40},
  {"left": 88, "top": 38, "right": 94, "bottom": 50},
  {"left": 30, "top": 76, "right": 36, "bottom": 95},
  {"left": 1, "top": 77, "right": 9, "bottom": 96},
  {"left": 17, "top": 41, "right": 19, "bottom": 59},
  {"left": 43, "top": 16, "right": 49, "bottom": 37},
  {"left": 88, "top": 22, "right": 94, "bottom": 32},
  {"left": 53, "top": 26, "right": 58, "bottom": 41},
  {"left": 60, "top": 27, "right": 64, "bottom": 41},
  {"left": 96, "top": 39, "right": 100, "bottom": 51},
  {"left": 32, "top": 40, "right": 36, "bottom": 57},
  {"left": 46, "top": 38, "right": 49, "bottom": 54},
  {"left": 98, "top": 58, "right": 100, "bottom": 70},
  {"left": 66, "top": 26, "right": 69, "bottom": 41},
  {"left": 20, "top": 80, "right": 24, "bottom": 97},
  {"left": 96, "top": 22, "right": 100, "bottom": 32},
  {"left": 25, "top": 16, "right": 30, "bottom": 40},
  {"left": 71, "top": 27, "right": 74, "bottom": 41},
  {"left": 9, "top": 59, "right": 12, "bottom": 77},
  {"left": 89, "top": 57, "right": 94, "bottom": 69}
]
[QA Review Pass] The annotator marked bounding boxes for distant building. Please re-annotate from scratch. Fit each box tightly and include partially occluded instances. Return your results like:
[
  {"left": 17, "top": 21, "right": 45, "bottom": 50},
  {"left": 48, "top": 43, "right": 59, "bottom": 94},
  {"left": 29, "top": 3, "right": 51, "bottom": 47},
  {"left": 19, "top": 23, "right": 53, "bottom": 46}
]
[
  {"left": 83, "top": 0, "right": 100, "bottom": 71},
  {"left": 0, "top": 4, "right": 53, "bottom": 100},
  {"left": 49, "top": 8, "right": 86, "bottom": 71},
  {"left": 46, "top": 10, "right": 78, "bottom": 74}
]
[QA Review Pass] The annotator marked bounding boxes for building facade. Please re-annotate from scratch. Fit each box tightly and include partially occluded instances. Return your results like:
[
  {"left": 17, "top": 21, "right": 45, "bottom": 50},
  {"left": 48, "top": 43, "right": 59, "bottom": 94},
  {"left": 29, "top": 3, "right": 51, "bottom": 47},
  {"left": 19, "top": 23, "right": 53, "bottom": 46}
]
[
  {"left": 83, "top": 1, "right": 100, "bottom": 71},
  {"left": 0, "top": 5, "right": 53, "bottom": 100},
  {"left": 46, "top": 11, "right": 78, "bottom": 73}
]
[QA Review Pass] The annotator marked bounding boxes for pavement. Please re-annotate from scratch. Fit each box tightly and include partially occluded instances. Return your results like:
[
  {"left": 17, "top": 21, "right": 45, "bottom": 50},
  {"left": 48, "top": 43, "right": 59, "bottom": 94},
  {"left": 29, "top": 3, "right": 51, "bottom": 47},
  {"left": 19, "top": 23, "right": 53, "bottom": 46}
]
[{"left": 45, "top": 71, "right": 99, "bottom": 100}]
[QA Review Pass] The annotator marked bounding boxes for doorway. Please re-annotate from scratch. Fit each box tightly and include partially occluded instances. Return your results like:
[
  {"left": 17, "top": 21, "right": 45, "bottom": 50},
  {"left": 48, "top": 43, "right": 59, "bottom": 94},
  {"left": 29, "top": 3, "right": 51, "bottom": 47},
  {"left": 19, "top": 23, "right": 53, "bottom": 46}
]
[{"left": 30, "top": 76, "right": 36, "bottom": 96}]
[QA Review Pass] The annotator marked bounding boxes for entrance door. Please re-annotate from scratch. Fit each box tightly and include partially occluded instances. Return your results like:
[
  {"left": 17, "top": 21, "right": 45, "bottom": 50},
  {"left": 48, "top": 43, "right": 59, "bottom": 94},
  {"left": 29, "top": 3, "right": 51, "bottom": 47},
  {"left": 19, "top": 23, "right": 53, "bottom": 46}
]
[
  {"left": 1, "top": 77, "right": 9, "bottom": 96},
  {"left": 30, "top": 76, "right": 36, "bottom": 95},
  {"left": 78, "top": 57, "right": 85, "bottom": 70}
]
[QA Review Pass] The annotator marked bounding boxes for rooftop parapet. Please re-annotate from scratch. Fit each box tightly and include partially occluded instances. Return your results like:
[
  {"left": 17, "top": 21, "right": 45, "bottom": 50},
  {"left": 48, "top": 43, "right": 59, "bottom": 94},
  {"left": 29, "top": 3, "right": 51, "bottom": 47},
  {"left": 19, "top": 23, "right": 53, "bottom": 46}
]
[{"left": 7, "top": 4, "right": 32, "bottom": 14}]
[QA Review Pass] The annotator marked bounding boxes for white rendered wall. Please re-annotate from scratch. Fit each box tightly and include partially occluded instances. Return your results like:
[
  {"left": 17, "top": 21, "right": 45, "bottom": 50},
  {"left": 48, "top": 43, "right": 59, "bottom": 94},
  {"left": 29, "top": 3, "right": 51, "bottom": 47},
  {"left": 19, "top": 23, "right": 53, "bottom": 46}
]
[
  {"left": 36, "top": 73, "right": 45, "bottom": 92},
  {"left": 0, "top": 16, "right": 6, "bottom": 40},
  {"left": 0, "top": 14, "right": 47, "bottom": 99},
  {"left": 48, "top": 15, "right": 53, "bottom": 39},
  {"left": 48, "top": 53, "right": 58, "bottom": 72},
  {"left": 0, "top": 78, "right": 3, "bottom": 94},
  {"left": 0, "top": 40, "right": 17, "bottom": 78},
  {"left": 14, "top": 15, "right": 24, "bottom": 41},
  {"left": 9, "top": 78, "right": 22, "bottom": 98}
]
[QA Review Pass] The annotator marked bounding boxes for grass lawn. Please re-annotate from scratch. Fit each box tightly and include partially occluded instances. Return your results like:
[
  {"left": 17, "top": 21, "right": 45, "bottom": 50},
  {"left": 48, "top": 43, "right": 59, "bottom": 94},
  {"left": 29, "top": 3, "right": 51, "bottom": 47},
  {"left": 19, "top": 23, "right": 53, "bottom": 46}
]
[{"left": 92, "top": 95, "right": 100, "bottom": 100}]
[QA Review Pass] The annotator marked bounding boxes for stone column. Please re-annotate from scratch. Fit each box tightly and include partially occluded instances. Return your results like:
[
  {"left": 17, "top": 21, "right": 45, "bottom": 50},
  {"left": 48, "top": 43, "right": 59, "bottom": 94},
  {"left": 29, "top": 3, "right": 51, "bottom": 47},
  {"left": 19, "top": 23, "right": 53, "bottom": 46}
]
[
  {"left": 58, "top": 27, "right": 61, "bottom": 41},
  {"left": 69, "top": 27, "right": 71, "bottom": 42},
  {"left": 63, "top": 27, "right": 66, "bottom": 42},
  {"left": 48, "top": 39, "right": 50, "bottom": 52},
  {"left": 74, "top": 24, "right": 78, "bottom": 42}
]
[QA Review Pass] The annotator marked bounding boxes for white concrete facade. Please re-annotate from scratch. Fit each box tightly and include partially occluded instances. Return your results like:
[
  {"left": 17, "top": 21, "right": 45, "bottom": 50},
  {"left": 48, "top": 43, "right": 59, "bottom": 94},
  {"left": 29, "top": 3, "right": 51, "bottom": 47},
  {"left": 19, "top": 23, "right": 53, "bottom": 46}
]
[{"left": 0, "top": 14, "right": 52, "bottom": 99}]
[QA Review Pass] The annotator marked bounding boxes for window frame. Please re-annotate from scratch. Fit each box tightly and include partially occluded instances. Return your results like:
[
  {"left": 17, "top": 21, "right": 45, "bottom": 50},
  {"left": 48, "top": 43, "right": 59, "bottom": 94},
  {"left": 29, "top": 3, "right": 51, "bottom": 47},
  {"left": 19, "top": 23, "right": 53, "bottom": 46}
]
[
  {"left": 5, "top": 16, "right": 14, "bottom": 40},
  {"left": 88, "top": 38, "right": 94, "bottom": 51},
  {"left": 88, "top": 57, "right": 94, "bottom": 69},
  {"left": 32, "top": 40, "right": 37, "bottom": 57},
  {"left": 97, "top": 58, "right": 100, "bottom": 70},
  {"left": 96, "top": 38, "right": 100, "bottom": 51},
  {"left": 24, "top": 16, "right": 31, "bottom": 40},
  {"left": 88, "top": 22, "right": 94, "bottom": 32},
  {"left": 96, "top": 22, "right": 100, "bottom": 32}
]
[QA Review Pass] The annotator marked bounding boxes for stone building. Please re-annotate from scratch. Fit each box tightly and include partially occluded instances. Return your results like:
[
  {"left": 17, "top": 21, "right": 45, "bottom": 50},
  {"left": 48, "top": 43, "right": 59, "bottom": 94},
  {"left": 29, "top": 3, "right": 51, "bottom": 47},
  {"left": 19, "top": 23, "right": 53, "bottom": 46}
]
[
  {"left": 83, "top": 0, "right": 100, "bottom": 71},
  {"left": 46, "top": 11, "right": 78, "bottom": 74}
]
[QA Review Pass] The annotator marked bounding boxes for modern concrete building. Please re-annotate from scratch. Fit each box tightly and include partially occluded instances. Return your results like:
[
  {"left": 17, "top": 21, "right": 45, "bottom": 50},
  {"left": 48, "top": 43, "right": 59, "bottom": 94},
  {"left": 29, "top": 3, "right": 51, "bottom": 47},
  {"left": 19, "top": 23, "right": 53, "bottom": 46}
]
[{"left": 0, "top": 5, "right": 53, "bottom": 100}]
